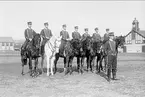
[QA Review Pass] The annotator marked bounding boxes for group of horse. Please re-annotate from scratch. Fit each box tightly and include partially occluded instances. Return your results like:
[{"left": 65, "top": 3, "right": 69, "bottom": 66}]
[{"left": 20, "top": 33, "right": 125, "bottom": 78}]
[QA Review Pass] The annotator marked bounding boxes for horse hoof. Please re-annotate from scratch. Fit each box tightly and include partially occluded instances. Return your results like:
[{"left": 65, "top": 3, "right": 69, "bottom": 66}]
[{"left": 21, "top": 72, "right": 24, "bottom": 75}]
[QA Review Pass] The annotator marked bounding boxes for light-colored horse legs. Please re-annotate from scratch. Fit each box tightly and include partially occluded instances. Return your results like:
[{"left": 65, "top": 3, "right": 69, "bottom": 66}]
[
  {"left": 50, "top": 57, "right": 55, "bottom": 75},
  {"left": 46, "top": 55, "right": 50, "bottom": 76}
]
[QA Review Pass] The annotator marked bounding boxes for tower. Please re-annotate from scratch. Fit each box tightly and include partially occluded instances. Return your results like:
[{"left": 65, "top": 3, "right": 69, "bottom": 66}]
[{"left": 132, "top": 18, "right": 139, "bottom": 32}]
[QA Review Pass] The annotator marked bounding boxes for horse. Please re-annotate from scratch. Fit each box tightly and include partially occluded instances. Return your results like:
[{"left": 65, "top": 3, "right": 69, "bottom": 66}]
[
  {"left": 89, "top": 40, "right": 103, "bottom": 73},
  {"left": 64, "top": 39, "right": 82, "bottom": 74},
  {"left": 21, "top": 33, "right": 41, "bottom": 77},
  {"left": 44, "top": 36, "right": 61, "bottom": 76},
  {"left": 53, "top": 38, "right": 82, "bottom": 75},
  {"left": 97, "top": 35, "right": 125, "bottom": 73},
  {"left": 80, "top": 36, "right": 93, "bottom": 72}
]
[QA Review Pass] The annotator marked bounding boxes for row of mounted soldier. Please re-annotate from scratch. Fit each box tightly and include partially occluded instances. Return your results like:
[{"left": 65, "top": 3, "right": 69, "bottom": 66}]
[{"left": 21, "top": 21, "right": 125, "bottom": 82}]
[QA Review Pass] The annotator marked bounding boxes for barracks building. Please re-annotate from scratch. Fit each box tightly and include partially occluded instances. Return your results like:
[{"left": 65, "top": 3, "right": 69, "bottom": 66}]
[{"left": 123, "top": 18, "right": 145, "bottom": 53}]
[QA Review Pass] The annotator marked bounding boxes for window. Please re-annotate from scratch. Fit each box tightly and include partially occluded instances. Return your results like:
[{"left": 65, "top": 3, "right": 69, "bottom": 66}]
[
  {"left": 10, "top": 43, "right": 13, "bottom": 46},
  {"left": 6, "top": 43, "right": 9, "bottom": 46},
  {"left": 2, "top": 42, "right": 5, "bottom": 46}
]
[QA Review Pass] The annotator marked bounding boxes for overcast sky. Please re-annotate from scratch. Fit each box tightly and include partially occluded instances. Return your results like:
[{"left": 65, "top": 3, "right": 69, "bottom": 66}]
[{"left": 0, "top": 1, "right": 145, "bottom": 40}]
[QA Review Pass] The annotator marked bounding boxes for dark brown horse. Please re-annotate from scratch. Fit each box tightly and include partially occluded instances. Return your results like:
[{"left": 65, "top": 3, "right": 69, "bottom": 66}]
[
  {"left": 97, "top": 35, "right": 125, "bottom": 73},
  {"left": 21, "top": 33, "right": 41, "bottom": 77}
]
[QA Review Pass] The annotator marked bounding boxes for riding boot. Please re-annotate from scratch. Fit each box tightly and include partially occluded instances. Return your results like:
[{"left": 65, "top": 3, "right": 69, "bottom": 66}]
[
  {"left": 112, "top": 69, "right": 116, "bottom": 80},
  {"left": 107, "top": 69, "right": 111, "bottom": 82}
]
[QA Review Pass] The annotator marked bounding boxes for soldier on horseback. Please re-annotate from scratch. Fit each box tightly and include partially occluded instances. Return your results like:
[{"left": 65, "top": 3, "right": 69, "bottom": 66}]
[
  {"left": 82, "top": 28, "right": 90, "bottom": 41},
  {"left": 40, "top": 22, "right": 53, "bottom": 56},
  {"left": 22, "top": 22, "right": 36, "bottom": 51},
  {"left": 59, "top": 24, "right": 70, "bottom": 56},
  {"left": 104, "top": 32, "right": 117, "bottom": 82},
  {"left": 92, "top": 27, "right": 101, "bottom": 42},
  {"left": 72, "top": 26, "right": 81, "bottom": 40}
]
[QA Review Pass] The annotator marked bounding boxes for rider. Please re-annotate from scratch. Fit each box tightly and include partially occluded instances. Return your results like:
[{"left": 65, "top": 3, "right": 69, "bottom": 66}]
[
  {"left": 22, "top": 21, "right": 36, "bottom": 50},
  {"left": 104, "top": 32, "right": 117, "bottom": 82},
  {"left": 92, "top": 27, "right": 101, "bottom": 42},
  {"left": 40, "top": 22, "right": 53, "bottom": 56},
  {"left": 59, "top": 24, "right": 70, "bottom": 56},
  {"left": 103, "top": 28, "right": 110, "bottom": 44},
  {"left": 82, "top": 28, "right": 90, "bottom": 41},
  {"left": 72, "top": 26, "right": 81, "bottom": 40},
  {"left": 92, "top": 27, "right": 101, "bottom": 52}
]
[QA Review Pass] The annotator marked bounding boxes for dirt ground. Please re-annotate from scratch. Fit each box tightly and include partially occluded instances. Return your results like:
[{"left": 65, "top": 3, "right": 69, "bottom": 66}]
[{"left": 0, "top": 53, "right": 145, "bottom": 97}]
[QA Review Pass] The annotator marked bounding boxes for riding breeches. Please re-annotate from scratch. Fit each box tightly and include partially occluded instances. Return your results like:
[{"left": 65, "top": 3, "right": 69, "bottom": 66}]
[
  {"left": 107, "top": 55, "right": 117, "bottom": 71},
  {"left": 59, "top": 39, "right": 67, "bottom": 54}
]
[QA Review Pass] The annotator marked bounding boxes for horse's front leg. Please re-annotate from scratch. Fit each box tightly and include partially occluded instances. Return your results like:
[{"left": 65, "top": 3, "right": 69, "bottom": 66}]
[
  {"left": 41, "top": 55, "right": 44, "bottom": 74},
  {"left": 77, "top": 57, "right": 81, "bottom": 73},
  {"left": 33, "top": 58, "right": 39, "bottom": 77},
  {"left": 46, "top": 55, "right": 50, "bottom": 76},
  {"left": 54, "top": 53, "right": 59, "bottom": 74},
  {"left": 69, "top": 56, "right": 74, "bottom": 75},
  {"left": 80, "top": 57, "right": 85, "bottom": 73},
  {"left": 86, "top": 56, "right": 90, "bottom": 72},
  {"left": 50, "top": 56, "right": 55, "bottom": 76},
  {"left": 29, "top": 57, "right": 32, "bottom": 76},
  {"left": 64, "top": 56, "right": 69, "bottom": 75}
]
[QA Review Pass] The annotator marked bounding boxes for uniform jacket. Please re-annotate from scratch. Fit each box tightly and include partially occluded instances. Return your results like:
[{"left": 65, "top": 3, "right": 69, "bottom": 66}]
[
  {"left": 92, "top": 33, "right": 101, "bottom": 42},
  {"left": 104, "top": 40, "right": 117, "bottom": 56},
  {"left": 72, "top": 31, "right": 81, "bottom": 40},
  {"left": 60, "top": 30, "right": 69, "bottom": 40},
  {"left": 103, "top": 33, "right": 109, "bottom": 42},
  {"left": 40, "top": 28, "right": 52, "bottom": 39},
  {"left": 24, "top": 28, "right": 36, "bottom": 39},
  {"left": 82, "top": 33, "right": 90, "bottom": 39}
]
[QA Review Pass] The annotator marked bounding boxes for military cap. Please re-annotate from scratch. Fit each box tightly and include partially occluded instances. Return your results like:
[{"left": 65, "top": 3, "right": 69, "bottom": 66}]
[
  {"left": 95, "top": 27, "right": 98, "bottom": 30},
  {"left": 62, "top": 24, "right": 66, "bottom": 27},
  {"left": 44, "top": 22, "right": 48, "bottom": 25},
  {"left": 84, "top": 28, "right": 88, "bottom": 31},
  {"left": 74, "top": 26, "right": 78, "bottom": 29},
  {"left": 27, "top": 21, "right": 32, "bottom": 25},
  {"left": 109, "top": 32, "right": 114, "bottom": 36},
  {"left": 106, "top": 28, "right": 109, "bottom": 31}
]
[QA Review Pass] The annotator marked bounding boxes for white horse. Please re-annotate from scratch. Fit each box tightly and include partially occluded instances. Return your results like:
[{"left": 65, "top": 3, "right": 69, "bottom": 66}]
[{"left": 44, "top": 36, "right": 61, "bottom": 76}]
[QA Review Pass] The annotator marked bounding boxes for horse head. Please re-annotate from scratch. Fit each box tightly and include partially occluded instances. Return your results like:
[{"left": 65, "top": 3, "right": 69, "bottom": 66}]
[
  {"left": 54, "top": 37, "right": 62, "bottom": 53},
  {"left": 115, "top": 35, "right": 125, "bottom": 48},
  {"left": 32, "top": 33, "right": 41, "bottom": 49}
]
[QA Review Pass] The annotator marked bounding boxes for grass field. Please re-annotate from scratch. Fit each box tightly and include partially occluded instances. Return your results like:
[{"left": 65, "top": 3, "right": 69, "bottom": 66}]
[{"left": 0, "top": 53, "right": 145, "bottom": 97}]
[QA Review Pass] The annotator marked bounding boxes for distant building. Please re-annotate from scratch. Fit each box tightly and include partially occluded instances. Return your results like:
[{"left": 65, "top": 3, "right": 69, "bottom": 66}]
[
  {"left": 0, "top": 37, "right": 14, "bottom": 51},
  {"left": 14, "top": 40, "right": 24, "bottom": 51},
  {"left": 123, "top": 18, "right": 145, "bottom": 53}
]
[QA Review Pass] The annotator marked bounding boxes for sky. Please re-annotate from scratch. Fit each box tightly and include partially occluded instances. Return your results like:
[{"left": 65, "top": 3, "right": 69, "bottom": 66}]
[{"left": 0, "top": 1, "right": 145, "bottom": 40}]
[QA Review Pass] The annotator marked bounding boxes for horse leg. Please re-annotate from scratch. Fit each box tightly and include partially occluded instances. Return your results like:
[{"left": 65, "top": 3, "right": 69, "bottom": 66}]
[
  {"left": 35, "top": 58, "right": 39, "bottom": 77},
  {"left": 77, "top": 57, "right": 80, "bottom": 73},
  {"left": 50, "top": 57, "right": 55, "bottom": 76},
  {"left": 69, "top": 57, "right": 73, "bottom": 75},
  {"left": 29, "top": 58, "right": 32, "bottom": 76},
  {"left": 104, "top": 56, "right": 107, "bottom": 72},
  {"left": 86, "top": 56, "right": 90, "bottom": 72},
  {"left": 46, "top": 55, "right": 50, "bottom": 76},
  {"left": 54, "top": 53, "right": 59, "bottom": 74},
  {"left": 90, "top": 56, "right": 93, "bottom": 72},
  {"left": 64, "top": 56, "right": 69, "bottom": 75},
  {"left": 41, "top": 55, "right": 44, "bottom": 74},
  {"left": 21, "top": 64, "right": 24, "bottom": 75},
  {"left": 81, "top": 57, "right": 85, "bottom": 73}
]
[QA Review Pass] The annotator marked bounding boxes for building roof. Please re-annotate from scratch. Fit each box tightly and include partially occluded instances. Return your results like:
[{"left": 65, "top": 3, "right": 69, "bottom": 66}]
[
  {"left": 125, "top": 30, "right": 145, "bottom": 38},
  {"left": 138, "top": 30, "right": 145, "bottom": 37},
  {"left": 0, "top": 37, "right": 14, "bottom": 42}
]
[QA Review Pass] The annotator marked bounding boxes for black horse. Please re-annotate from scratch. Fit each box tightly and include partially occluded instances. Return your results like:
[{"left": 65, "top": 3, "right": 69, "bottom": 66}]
[
  {"left": 54, "top": 39, "right": 82, "bottom": 75},
  {"left": 80, "top": 36, "right": 93, "bottom": 72},
  {"left": 89, "top": 40, "right": 103, "bottom": 73},
  {"left": 64, "top": 39, "right": 82, "bottom": 74},
  {"left": 21, "top": 34, "right": 41, "bottom": 77},
  {"left": 97, "top": 35, "right": 125, "bottom": 73}
]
